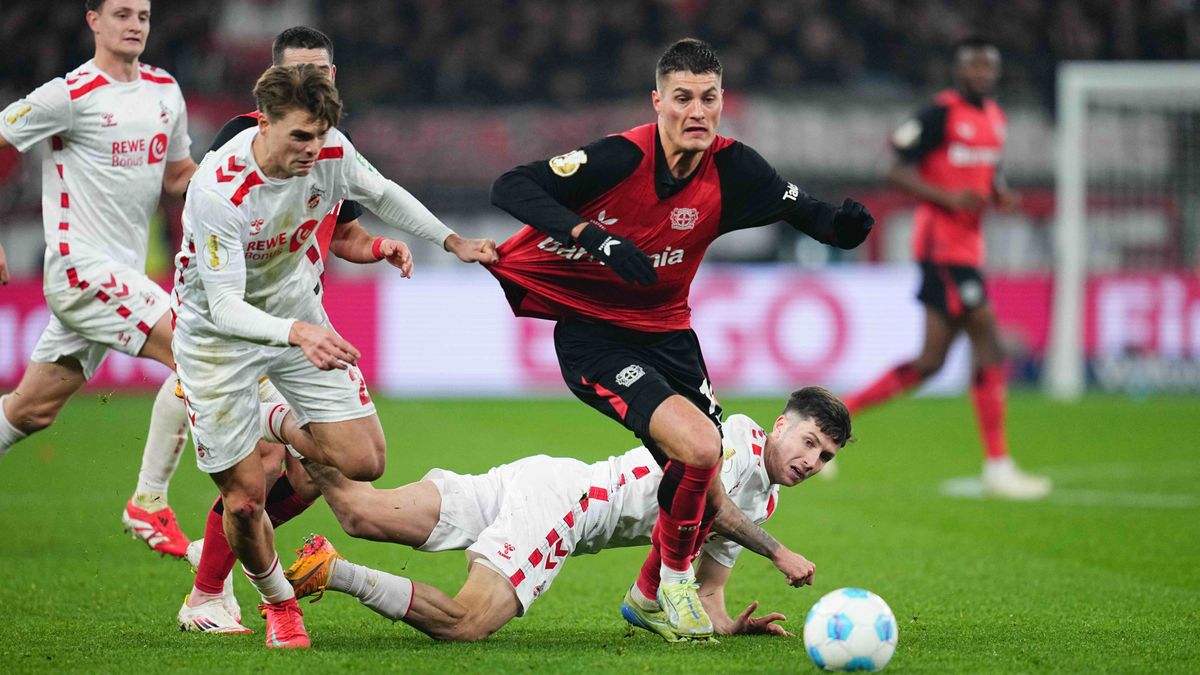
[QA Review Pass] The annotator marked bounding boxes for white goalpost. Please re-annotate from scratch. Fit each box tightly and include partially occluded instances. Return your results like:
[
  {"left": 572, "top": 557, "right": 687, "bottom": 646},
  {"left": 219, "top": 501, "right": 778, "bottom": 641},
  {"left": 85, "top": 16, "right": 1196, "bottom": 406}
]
[{"left": 1044, "top": 62, "right": 1200, "bottom": 400}]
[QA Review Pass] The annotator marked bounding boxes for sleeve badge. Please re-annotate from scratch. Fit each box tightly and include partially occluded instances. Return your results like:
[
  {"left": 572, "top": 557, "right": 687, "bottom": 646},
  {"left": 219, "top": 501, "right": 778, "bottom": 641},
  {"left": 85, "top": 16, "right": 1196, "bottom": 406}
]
[{"left": 549, "top": 149, "right": 588, "bottom": 177}]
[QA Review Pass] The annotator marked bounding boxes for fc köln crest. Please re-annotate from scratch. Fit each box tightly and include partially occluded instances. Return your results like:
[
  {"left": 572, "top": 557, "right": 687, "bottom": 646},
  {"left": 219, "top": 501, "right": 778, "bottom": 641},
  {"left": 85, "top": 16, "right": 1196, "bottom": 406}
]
[
  {"left": 307, "top": 186, "right": 325, "bottom": 210},
  {"left": 670, "top": 207, "right": 699, "bottom": 231}
]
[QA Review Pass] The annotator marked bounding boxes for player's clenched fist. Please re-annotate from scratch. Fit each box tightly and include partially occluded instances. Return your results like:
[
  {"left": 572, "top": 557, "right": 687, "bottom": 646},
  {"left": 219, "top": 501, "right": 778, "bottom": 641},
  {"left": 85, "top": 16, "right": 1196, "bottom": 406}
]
[
  {"left": 288, "top": 321, "right": 361, "bottom": 370},
  {"left": 832, "top": 198, "right": 875, "bottom": 249},
  {"left": 445, "top": 233, "right": 499, "bottom": 264},
  {"left": 575, "top": 223, "right": 657, "bottom": 286},
  {"left": 772, "top": 546, "right": 816, "bottom": 587}
]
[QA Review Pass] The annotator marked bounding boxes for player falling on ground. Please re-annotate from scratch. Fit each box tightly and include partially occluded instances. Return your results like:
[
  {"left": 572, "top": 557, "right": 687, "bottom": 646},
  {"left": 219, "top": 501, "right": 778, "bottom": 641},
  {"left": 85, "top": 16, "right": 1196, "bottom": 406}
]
[
  {"left": 280, "top": 387, "right": 847, "bottom": 642},
  {"left": 841, "top": 36, "right": 1050, "bottom": 500},
  {"left": 0, "top": 0, "right": 200, "bottom": 557},
  {"left": 173, "top": 64, "right": 496, "bottom": 648},
  {"left": 485, "top": 38, "right": 873, "bottom": 640},
  {"left": 177, "top": 25, "right": 491, "bottom": 635}
]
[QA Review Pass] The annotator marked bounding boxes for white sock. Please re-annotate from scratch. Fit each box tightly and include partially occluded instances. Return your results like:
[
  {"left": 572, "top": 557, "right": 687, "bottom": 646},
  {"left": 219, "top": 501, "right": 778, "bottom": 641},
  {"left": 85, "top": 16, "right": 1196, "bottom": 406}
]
[
  {"left": 243, "top": 556, "right": 295, "bottom": 605},
  {"left": 133, "top": 375, "right": 188, "bottom": 505},
  {"left": 260, "top": 402, "right": 291, "bottom": 444},
  {"left": 660, "top": 564, "right": 695, "bottom": 587},
  {"left": 0, "top": 396, "right": 28, "bottom": 460},
  {"left": 329, "top": 559, "right": 414, "bottom": 621},
  {"left": 630, "top": 583, "right": 659, "bottom": 610},
  {"left": 188, "top": 585, "right": 224, "bottom": 607}
]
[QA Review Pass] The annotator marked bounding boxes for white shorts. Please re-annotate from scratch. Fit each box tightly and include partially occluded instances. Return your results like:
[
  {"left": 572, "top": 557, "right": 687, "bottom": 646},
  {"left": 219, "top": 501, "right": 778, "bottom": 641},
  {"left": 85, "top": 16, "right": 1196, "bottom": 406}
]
[
  {"left": 32, "top": 260, "right": 170, "bottom": 379},
  {"left": 175, "top": 332, "right": 377, "bottom": 474},
  {"left": 419, "top": 455, "right": 598, "bottom": 616}
]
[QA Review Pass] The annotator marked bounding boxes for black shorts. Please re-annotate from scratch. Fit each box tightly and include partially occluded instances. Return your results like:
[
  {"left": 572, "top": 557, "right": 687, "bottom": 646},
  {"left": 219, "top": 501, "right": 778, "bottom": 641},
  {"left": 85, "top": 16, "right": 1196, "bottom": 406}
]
[
  {"left": 917, "top": 262, "right": 988, "bottom": 320},
  {"left": 554, "top": 319, "right": 721, "bottom": 466}
]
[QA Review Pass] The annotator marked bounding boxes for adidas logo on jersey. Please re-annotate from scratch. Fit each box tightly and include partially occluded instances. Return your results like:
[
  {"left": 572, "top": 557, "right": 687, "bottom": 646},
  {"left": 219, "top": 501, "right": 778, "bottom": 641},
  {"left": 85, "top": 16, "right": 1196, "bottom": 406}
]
[{"left": 535, "top": 237, "right": 686, "bottom": 269}]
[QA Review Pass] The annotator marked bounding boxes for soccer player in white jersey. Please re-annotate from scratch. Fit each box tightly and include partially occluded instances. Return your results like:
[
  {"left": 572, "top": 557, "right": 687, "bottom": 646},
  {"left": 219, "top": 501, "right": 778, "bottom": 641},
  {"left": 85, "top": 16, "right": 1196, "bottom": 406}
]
[
  {"left": 0, "top": 0, "right": 199, "bottom": 557},
  {"left": 276, "top": 387, "right": 848, "bottom": 642},
  {"left": 173, "top": 64, "right": 497, "bottom": 649}
]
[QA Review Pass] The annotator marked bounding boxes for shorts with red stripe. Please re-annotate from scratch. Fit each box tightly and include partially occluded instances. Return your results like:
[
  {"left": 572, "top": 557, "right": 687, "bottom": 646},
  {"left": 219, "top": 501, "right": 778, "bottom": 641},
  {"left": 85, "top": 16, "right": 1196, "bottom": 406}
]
[
  {"left": 32, "top": 260, "right": 170, "bottom": 378},
  {"left": 417, "top": 455, "right": 596, "bottom": 616},
  {"left": 916, "top": 262, "right": 988, "bottom": 320},
  {"left": 553, "top": 318, "right": 721, "bottom": 466}
]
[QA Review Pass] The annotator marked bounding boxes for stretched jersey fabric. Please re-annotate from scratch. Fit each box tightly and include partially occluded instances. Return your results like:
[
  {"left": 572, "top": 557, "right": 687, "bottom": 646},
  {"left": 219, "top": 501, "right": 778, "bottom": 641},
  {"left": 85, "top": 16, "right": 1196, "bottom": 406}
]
[
  {"left": 893, "top": 89, "right": 1007, "bottom": 266},
  {"left": 575, "top": 413, "right": 779, "bottom": 567},
  {"left": 489, "top": 123, "right": 840, "bottom": 332},
  {"left": 175, "top": 127, "right": 450, "bottom": 347},
  {"left": 207, "top": 112, "right": 364, "bottom": 259},
  {"left": 0, "top": 60, "right": 191, "bottom": 292}
]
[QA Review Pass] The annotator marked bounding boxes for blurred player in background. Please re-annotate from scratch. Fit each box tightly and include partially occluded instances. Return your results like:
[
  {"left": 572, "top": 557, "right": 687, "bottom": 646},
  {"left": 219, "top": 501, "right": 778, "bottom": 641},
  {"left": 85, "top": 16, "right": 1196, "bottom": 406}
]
[
  {"left": 177, "top": 25, "right": 439, "bottom": 636},
  {"left": 486, "top": 38, "right": 873, "bottom": 641},
  {"left": 842, "top": 37, "right": 1050, "bottom": 500},
  {"left": 174, "top": 64, "right": 495, "bottom": 648},
  {"left": 280, "top": 387, "right": 847, "bottom": 642},
  {"left": 0, "top": 0, "right": 198, "bottom": 557}
]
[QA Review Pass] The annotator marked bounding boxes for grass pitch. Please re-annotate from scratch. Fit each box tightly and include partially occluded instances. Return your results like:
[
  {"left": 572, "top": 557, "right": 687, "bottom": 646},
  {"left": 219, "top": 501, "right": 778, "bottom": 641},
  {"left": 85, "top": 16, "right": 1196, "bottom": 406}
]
[{"left": 0, "top": 392, "right": 1197, "bottom": 673}]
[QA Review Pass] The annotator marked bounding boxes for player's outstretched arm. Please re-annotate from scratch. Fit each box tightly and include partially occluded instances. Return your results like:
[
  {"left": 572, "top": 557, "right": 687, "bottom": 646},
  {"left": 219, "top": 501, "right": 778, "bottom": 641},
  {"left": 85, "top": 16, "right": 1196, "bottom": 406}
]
[
  {"left": 329, "top": 219, "right": 414, "bottom": 277},
  {"left": 696, "top": 553, "right": 792, "bottom": 637},
  {"left": 711, "top": 496, "right": 815, "bottom": 587}
]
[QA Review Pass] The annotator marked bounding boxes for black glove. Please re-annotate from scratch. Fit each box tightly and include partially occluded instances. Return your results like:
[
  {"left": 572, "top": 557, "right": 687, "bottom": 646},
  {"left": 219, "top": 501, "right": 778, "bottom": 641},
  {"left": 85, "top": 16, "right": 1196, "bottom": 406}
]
[
  {"left": 832, "top": 198, "right": 874, "bottom": 249},
  {"left": 575, "top": 223, "right": 657, "bottom": 286}
]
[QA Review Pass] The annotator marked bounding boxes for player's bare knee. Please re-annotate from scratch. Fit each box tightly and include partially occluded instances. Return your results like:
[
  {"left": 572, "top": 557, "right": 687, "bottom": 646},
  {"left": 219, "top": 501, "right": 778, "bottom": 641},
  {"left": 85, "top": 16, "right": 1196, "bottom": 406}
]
[
  {"left": 438, "top": 616, "right": 493, "bottom": 642},
  {"left": 679, "top": 423, "right": 721, "bottom": 468},
  {"left": 222, "top": 495, "right": 264, "bottom": 523}
]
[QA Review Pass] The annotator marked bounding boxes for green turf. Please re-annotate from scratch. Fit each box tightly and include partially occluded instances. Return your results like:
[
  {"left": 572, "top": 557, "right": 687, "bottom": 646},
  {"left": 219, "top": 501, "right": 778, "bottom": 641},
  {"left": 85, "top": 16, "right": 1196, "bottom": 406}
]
[{"left": 1, "top": 392, "right": 1197, "bottom": 673}]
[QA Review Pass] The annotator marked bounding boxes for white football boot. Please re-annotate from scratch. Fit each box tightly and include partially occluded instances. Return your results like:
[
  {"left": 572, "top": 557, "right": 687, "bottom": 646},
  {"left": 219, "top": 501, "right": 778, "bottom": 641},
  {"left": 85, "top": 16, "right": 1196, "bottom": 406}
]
[
  {"left": 982, "top": 457, "right": 1052, "bottom": 500},
  {"left": 177, "top": 595, "right": 252, "bottom": 634},
  {"left": 185, "top": 539, "right": 242, "bottom": 622}
]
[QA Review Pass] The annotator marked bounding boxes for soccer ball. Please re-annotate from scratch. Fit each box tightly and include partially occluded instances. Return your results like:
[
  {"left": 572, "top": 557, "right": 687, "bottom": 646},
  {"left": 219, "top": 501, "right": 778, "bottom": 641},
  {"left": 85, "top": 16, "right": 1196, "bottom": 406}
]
[{"left": 803, "top": 588, "right": 898, "bottom": 672}]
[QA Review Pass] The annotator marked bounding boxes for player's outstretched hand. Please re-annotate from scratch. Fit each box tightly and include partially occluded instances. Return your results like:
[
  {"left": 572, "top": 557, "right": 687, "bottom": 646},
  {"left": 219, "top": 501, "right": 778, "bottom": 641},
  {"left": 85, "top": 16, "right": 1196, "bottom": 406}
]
[
  {"left": 375, "top": 238, "right": 413, "bottom": 277},
  {"left": 832, "top": 198, "right": 875, "bottom": 249},
  {"left": 289, "top": 321, "right": 361, "bottom": 371},
  {"left": 575, "top": 223, "right": 657, "bottom": 286},
  {"left": 0, "top": 242, "right": 8, "bottom": 285},
  {"left": 731, "top": 601, "right": 794, "bottom": 637},
  {"left": 445, "top": 234, "right": 499, "bottom": 264},
  {"left": 772, "top": 546, "right": 816, "bottom": 587}
]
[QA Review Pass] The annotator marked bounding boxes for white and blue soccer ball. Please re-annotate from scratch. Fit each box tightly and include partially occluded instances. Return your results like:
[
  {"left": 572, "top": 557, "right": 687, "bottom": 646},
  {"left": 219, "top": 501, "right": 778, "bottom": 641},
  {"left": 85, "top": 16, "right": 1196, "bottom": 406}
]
[{"left": 803, "top": 587, "right": 898, "bottom": 672}]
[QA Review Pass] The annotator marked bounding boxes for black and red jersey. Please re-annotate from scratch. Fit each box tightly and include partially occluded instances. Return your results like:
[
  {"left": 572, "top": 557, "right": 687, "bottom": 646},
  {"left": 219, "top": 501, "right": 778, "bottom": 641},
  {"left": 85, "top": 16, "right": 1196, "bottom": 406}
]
[
  {"left": 894, "top": 89, "right": 1007, "bottom": 266},
  {"left": 207, "top": 112, "right": 363, "bottom": 260},
  {"left": 488, "top": 123, "right": 842, "bottom": 332}
]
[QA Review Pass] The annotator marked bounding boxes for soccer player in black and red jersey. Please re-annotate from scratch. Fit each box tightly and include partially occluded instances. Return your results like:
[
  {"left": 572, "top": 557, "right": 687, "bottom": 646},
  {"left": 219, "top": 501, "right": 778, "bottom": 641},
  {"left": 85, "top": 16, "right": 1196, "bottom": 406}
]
[
  {"left": 487, "top": 38, "right": 874, "bottom": 641},
  {"left": 842, "top": 37, "right": 1050, "bottom": 500}
]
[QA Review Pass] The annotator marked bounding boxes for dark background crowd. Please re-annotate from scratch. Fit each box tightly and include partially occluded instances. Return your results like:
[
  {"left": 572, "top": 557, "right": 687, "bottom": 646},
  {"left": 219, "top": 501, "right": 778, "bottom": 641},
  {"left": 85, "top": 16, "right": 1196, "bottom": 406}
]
[{"left": 2, "top": 0, "right": 1196, "bottom": 109}]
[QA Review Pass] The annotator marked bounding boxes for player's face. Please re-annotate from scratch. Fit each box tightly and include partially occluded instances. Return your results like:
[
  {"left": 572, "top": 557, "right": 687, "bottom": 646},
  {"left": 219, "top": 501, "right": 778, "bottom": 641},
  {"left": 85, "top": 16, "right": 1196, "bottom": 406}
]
[
  {"left": 280, "top": 48, "right": 336, "bottom": 83},
  {"left": 259, "top": 109, "right": 330, "bottom": 178},
  {"left": 764, "top": 414, "right": 839, "bottom": 487},
  {"left": 954, "top": 47, "right": 1001, "bottom": 98},
  {"left": 88, "top": 0, "right": 151, "bottom": 60},
  {"left": 652, "top": 70, "right": 723, "bottom": 154}
]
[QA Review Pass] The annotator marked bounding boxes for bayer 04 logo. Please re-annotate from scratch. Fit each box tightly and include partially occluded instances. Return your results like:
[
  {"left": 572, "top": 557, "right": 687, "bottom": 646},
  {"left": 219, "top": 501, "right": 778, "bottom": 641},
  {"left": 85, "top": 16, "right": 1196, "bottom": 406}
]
[{"left": 803, "top": 587, "right": 898, "bottom": 672}]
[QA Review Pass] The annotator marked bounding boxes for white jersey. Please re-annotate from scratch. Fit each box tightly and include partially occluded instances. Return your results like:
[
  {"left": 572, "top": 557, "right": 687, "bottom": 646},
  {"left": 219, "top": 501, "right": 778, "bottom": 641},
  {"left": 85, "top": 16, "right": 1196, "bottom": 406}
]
[
  {"left": 175, "top": 127, "right": 379, "bottom": 347},
  {"left": 0, "top": 60, "right": 191, "bottom": 292},
  {"left": 577, "top": 413, "right": 780, "bottom": 567}
]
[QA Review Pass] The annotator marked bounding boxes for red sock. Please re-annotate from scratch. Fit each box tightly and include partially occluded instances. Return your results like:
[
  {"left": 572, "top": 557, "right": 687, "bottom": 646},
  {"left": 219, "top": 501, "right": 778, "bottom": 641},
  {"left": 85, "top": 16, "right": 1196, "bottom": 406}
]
[
  {"left": 265, "top": 472, "right": 315, "bottom": 528},
  {"left": 655, "top": 461, "right": 718, "bottom": 572},
  {"left": 844, "top": 362, "right": 922, "bottom": 414},
  {"left": 635, "top": 529, "right": 663, "bottom": 599},
  {"left": 194, "top": 498, "right": 237, "bottom": 595},
  {"left": 971, "top": 365, "right": 1008, "bottom": 459}
]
